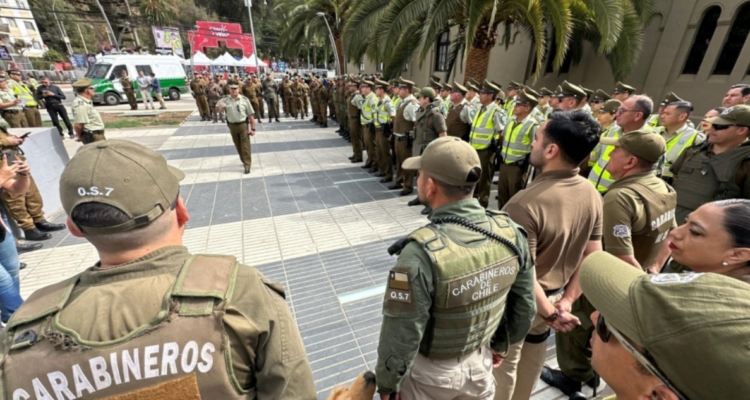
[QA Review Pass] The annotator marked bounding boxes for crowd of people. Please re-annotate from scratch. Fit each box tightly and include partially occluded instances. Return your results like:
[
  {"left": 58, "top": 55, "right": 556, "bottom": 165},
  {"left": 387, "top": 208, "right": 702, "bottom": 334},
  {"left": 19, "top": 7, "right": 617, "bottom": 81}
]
[{"left": 0, "top": 69, "right": 747, "bottom": 400}]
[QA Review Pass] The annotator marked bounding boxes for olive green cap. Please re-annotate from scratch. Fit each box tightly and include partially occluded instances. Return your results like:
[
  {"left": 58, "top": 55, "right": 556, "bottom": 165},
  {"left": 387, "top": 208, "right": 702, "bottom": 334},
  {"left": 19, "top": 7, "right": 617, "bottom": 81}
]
[
  {"left": 402, "top": 137, "right": 481, "bottom": 186},
  {"left": 420, "top": 86, "right": 436, "bottom": 100},
  {"left": 480, "top": 80, "right": 501, "bottom": 95},
  {"left": 515, "top": 89, "right": 539, "bottom": 108},
  {"left": 452, "top": 81, "right": 468, "bottom": 95},
  {"left": 554, "top": 85, "right": 563, "bottom": 96},
  {"left": 581, "top": 86, "right": 593, "bottom": 99},
  {"left": 72, "top": 77, "right": 92, "bottom": 89},
  {"left": 7, "top": 69, "right": 20, "bottom": 75},
  {"left": 660, "top": 92, "right": 684, "bottom": 106},
  {"left": 580, "top": 251, "right": 750, "bottom": 400},
  {"left": 467, "top": 82, "right": 479, "bottom": 92},
  {"left": 361, "top": 79, "right": 375, "bottom": 88},
  {"left": 495, "top": 90, "right": 506, "bottom": 101},
  {"left": 398, "top": 77, "right": 415, "bottom": 89},
  {"left": 60, "top": 140, "right": 185, "bottom": 235},
  {"left": 442, "top": 83, "right": 453, "bottom": 91},
  {"left": 227, "top": 80, "right": 240, "bottom": 88},
  {"left": 600, "top": 99, "right": 622, "bottom": 114},
  {"left": 430, "top": 74, "right": 441, "bottom": 83},
  {"left": 389, "top": 79, "right": 398, "bottom": 86},
  {"left": 374, "top": 79, "right": 389, "bottom": 89},
  {"left": 346, "top": 79, "right": 359, "bottom": 86},
  {"left": 592, "top": 89, "right": 611, "bottom": 102},
  {"left": 705, "top": 105, "right": 750, "bottom": 127},
  {"left": 413, "top": 87, "right": 422, "bottom": 97},
  {"left": 490, "top": 80, "right": 503, "bottom": 90},
  {"left": 613, "top": 81, "right": 637, "bottom": 94},
  {"left": 539, "top": 87, "right": 554, "bottom": 97},
  {"left": 600, "top": 129, "right": 665, "bottom": 163},
  {"left": 508, "top": 80, "right": 523, "bottom": 90},
  {"left": 523, "top": 87, "right": 540, "bottom": 98},
  {"left": 560, "top": 80, "right": 586, "bottom": 99},
  {"left": 468, "top": 78, "right": 480, "bottom": 88},
  {"left": 429, "top": 78, "right": 443, "bottom": 90}
]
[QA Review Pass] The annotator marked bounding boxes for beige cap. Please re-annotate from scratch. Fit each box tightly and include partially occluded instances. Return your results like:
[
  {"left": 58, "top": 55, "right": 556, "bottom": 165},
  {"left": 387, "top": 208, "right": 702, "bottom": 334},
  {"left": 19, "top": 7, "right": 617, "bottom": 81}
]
[
  {"left": 402, "top": 137, "right": 481, "bottom": 186},
  {"left": 706, "top": 105, "right": 750, "bottom": 127},
  {"left": 600, "top": 129, "right": 666, "bottom": 163}
]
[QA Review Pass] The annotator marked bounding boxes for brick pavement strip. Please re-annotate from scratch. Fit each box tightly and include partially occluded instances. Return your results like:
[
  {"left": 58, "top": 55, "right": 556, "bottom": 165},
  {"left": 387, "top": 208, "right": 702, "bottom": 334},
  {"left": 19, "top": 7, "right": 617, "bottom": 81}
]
[{"left": 17, "top": 112, "right": 603, "bottom": 400}]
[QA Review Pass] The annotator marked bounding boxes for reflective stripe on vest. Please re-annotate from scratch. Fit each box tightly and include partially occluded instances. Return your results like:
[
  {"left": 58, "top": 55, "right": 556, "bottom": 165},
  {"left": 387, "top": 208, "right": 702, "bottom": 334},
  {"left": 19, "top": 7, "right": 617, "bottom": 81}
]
[
  {"left": 588, "top": 125, "right": 623, "bottom": 192},
  {"left": 647, "top": 114, "right": 659, "bottom": 128},
  {"left": 374, "top": 96, "right": 392, "bottom": 127},
  {"left": 589, "top": 124, "right": 616, "bottom": 167},
  {"left": 360, "top": 93, "right": 377, "bottom": 125},
  {"left": 662, "top": 126, "right": 699, "bottom": 178},
  {"left": 10, "top": 80, "right": 36, "bottom": 107},
  {"left": 407, "top": 212, "right": 522, "bottom": 359},
  {"left": 503, "top": 97, "right": 515, "bottom": 115},
  {"left": 469, "top": 103, "right": 500, "bottom": 150},
  {"left": 501, "top": 117, "right": 537, "bottom": 163}
]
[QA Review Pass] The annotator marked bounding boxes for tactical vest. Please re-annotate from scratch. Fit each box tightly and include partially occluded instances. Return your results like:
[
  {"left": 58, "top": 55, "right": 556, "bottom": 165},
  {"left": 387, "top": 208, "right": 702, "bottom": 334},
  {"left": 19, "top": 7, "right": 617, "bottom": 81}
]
[
  {"left": 360, "top": 93, "right": 377, "bottom": 125},
  {"left": 588, "top": 125, "right": 623, "bottom": 192},
  {"left": 588, "top": 124, "right": 616, "bottom": 167},
  {"left": 374, "top": 96, "right": 391, "bottom": 128},
  {"left": 446, "top": 103, "right": 471, "bottom": 139},
  {"left": 503, "top": 96, "right": 515, "bottom": 116},
  {"left": 406, "top": 211, "right": 522, "bottom": 359},
  {"left": 1, "top": 255, "right": 250, "bottom": 400},
  {"left": 662, "top": 126, "right": 701, "bottom": 178},
  {"left": 9, "top": 81, "right": 36, "bottom": 107},
  {"left": 673, "top": 142, "right": 750, "bottom": 214},
  {"left": 394, "top": 98, "right": 417, "bottom": 134},
  {"left": 500, "top": 116, "right": 537, "bottom": 164},
  {"left": 608, "top": 179, "right": 677, "bottom": 269},
  {"left": 469, "top": 103, "right": 500, "bottom": 150},
  {"left": 415, "top": 105, "right": 442, "bottom": 147}
]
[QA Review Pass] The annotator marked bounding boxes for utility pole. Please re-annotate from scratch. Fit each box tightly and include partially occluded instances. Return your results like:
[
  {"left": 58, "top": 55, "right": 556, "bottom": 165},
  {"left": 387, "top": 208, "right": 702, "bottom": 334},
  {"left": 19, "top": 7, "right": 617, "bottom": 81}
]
[
  {"left": 52, "top": 0, "right": 73, "bottom": 55},
  {"left": 77, "top": 25, "right": 88, "bottom": 54},
  {"left": 93, "top": 0, "right": 118, "bottom": 51},
  {"left": 122, "top": 0, "right": 140, "bottom": 46},
  {"left": 244, "top": 0, "right": 260, "bottom": 73}
]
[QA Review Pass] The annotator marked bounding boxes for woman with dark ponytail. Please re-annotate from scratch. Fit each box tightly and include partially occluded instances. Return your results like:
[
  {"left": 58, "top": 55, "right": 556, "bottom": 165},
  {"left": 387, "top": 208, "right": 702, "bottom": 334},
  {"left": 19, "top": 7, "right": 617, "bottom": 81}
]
[{"left": 666, "top": 199, "right": 750, "bottom": 282}]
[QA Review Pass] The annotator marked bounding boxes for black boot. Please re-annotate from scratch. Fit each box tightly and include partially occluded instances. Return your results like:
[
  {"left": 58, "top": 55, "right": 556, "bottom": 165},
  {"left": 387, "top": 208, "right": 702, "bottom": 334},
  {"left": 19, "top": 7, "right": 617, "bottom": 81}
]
[
  {"left": 276, "top": 118, "right": 281, "bottom": 122},
  {"left": 268, "top": 118, "right": 273, "bottom": 123},
  {"left": 24, "top": 228, "right": 51, "bottom": 241},
  {"left": 540, "top": 367, "right": 582, "bottom": 397},
  {"left": 20, "top": 262, "right": 26, "bottom": 270},
  {"left": 17, "top": 242, "right": 43, "bottom": 253},
  {"left": 35, "top": 221, "right": 65, "bottom": 232},
  {"left": 322, "top": 122, "right": 328, "bottom": 128},
  {"left": 420, "top": 207, "right": 432, "bottom": 215},
  {"left": 407, "top": 197, "right": 421, "bottom": 207}
]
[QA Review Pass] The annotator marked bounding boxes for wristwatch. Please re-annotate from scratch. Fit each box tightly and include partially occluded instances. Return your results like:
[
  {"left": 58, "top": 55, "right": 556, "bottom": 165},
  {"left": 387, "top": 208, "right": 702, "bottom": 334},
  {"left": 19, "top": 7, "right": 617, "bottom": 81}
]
[{"left": 543, "top": 311, "right": 559, "bottom": 323}]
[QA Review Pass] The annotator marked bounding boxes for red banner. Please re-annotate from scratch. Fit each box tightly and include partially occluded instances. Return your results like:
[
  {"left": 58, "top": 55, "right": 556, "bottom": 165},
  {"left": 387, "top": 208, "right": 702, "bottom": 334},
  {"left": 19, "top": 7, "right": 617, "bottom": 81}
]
[{"left": 188, "top": 21, "right": 255, "bottom": 57}]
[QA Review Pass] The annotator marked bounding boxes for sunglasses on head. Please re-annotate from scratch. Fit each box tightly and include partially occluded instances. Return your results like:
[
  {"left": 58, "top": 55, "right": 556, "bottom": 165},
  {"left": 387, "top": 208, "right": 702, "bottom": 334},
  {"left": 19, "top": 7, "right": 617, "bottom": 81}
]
[{"left": 596, "top": 314, "right": 688, "bottom": 400}]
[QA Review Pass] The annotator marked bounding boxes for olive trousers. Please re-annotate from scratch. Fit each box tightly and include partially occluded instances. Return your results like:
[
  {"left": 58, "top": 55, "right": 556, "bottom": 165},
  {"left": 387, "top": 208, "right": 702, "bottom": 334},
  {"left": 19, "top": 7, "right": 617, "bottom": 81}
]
[
  {"left": 318, "top": 103, "right": 328, "bottom": 124},
  {"left": 228, "top": 122, "right": 252, "bottom": 169},
  {"left": 124, "top": 88, "right": 137, "bottom": 109},
  {"left": 496, "top": 162, "right": 524, "bottom": 210},
  {"left": 24, "top": 108, "right": 41, "bottom": 128},
  {"left": 556, "top": 295, "right": 596, "bottom": 383},
  {"left": 362, "top": 124, "right": 377, "bottom": 169},
  {"left": 349, "top": 117, "right": 363, "bottom": 161},
  {"left": 3, "top": 111, "right": 27, "bottom": 128},
  {"left": 1, "top": 174, "right": 44, "bottom": 230},
  {"left": 375, "top": 129, "right": 393, "bottom": 180},
  {"left": 394, "top": 135, "right": 413, "bottom": 193},
  {"left": 266, "top": 97, "right": 279, "bottom": 120},
  {"left": 195, "top": 94, "right": 210, "bottom": 119},
  {"left": 475, "top": 149, "right": 495, "bottom": 208}
]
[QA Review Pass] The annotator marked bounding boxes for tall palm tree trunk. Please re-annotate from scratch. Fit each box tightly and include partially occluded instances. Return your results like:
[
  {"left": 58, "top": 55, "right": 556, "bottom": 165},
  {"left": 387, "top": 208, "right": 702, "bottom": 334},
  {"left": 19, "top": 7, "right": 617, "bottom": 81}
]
[
  {"left": 333, "top": 31, "right": 346, "bottom": 73},
  {"left": 464, "top": 19, "right": 499, "bottom": 83}
]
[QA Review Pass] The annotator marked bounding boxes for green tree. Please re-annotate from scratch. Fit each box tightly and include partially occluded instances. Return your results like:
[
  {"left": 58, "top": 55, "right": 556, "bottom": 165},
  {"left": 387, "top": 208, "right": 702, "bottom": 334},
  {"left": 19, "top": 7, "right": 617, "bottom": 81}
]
[
  {"left": 344, "top": 0, "right": 656, "bottom": 82},
  {"left": 137, "top": 0, "right": 177, "bottom": 26}
]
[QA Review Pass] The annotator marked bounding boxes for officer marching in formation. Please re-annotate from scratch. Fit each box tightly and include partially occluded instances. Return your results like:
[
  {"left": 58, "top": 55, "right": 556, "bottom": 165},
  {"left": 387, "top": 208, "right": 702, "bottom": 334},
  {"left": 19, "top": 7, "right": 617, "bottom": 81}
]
[
  {"left": 241, "top": 75, "right": 262, "bottom": 124},
  {"left": 0, "top": 139, "right": 317, "bottom": 399},
  {"left": 252, "top": 74, "right": 265, "bottom": 120},
  {"left": 207, "top": 76, "right": 225, "bottom": 124},
  {"left": 71, "top": 78, "right": 107, "bottom": 145},
  {"left": 7, "top": 70, "right": 40, "bottom": 127},
  {"left": 190, "top": 75, "right": 211, "bottom": 121},
  {"left": 262, "top": 72, "right": 281, "bottom": 123},
  {"left": 216, "top": 80, "right": 256, "bottom": 174},
  {"left": 120, "top": 69, "right": 138, "bottom": 110},
  {"left": 376, "top": 137, "right": 536, "bottom": 400}
]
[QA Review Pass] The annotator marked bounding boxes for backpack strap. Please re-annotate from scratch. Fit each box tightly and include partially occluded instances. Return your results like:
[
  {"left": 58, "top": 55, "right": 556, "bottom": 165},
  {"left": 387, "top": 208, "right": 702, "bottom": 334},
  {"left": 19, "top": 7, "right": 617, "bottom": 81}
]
[{"left": 172, "top": 254, "right": 239, "bottom": 316}]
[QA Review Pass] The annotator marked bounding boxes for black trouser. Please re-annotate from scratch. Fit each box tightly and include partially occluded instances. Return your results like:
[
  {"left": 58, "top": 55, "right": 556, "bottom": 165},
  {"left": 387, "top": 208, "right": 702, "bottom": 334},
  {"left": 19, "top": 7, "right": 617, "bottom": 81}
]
[{"left": 46, "top": 104, "right": 73, "bottom": 136}]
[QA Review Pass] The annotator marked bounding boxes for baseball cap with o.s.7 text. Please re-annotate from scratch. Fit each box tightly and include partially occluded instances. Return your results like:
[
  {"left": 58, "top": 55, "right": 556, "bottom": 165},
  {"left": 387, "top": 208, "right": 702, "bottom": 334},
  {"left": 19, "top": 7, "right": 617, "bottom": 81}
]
[
  {"left": 580, "top": 251, "right": 750, "bottom": 400},
  {"left": 60, "top": 140, "right": 185, "bottom": 235}
]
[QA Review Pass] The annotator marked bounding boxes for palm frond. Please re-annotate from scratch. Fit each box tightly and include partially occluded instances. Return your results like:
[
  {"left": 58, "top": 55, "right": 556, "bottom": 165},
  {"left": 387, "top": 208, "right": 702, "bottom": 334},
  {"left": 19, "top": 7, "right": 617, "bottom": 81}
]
[
  {"left": 383, "top": 18, "right": 428, "bottom": 78},
  {"left": 342, "top": 0, "right": 390, "bottom": 61},
  {"left": 539, "top": 0, "right": 573, "bottom": 69},
  {"left": 578, "top": 0, "right": 623, "bottom": 52},
  {"left": 605, "top": 1, "right": 643, "bottom": 80},
  {"left": 375, "top": 0, "right": 432, "bottom": 57}
]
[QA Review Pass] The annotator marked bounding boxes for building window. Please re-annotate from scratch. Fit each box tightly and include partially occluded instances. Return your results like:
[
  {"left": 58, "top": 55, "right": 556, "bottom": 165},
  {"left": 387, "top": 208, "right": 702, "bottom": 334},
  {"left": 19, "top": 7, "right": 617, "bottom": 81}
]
[
  {"left": 15, "top": 0, "right": 25, "bottom": 8},
  {"left": 403, "top": 62, "right": 408, "bottom": 71},
  {"left": 377, "top": 60, "right": 384, "bottom": 71},
  {"left": 31, "top": 40, "right": 40, "bottom": 49},
  {"left": 23, "top": 21, "right": 34, "bottom": 31},
  {"left": 434, "top": 31, "right": 449, "bottom": 71},
  {"left": 713, "top": 2, "right": 750, "bottom": 75},
  {"left": 7, "top": 19, "right": 16, "bottom": 28},
  {"left": 682, "top": 6, "right": 721, "bottom": 74},
  {"left": 359, "top": 59, "right": 364, "bottom": 72},
  {"left": 0, "top": 0, "right": 8, "bottom": 5}
]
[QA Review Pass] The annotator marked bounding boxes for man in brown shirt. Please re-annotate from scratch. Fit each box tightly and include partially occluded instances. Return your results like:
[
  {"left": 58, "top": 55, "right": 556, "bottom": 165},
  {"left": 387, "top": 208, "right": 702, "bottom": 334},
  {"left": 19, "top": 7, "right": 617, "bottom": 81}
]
[{"left": 494, "top": 110, "right": 603, "bottom": 400}]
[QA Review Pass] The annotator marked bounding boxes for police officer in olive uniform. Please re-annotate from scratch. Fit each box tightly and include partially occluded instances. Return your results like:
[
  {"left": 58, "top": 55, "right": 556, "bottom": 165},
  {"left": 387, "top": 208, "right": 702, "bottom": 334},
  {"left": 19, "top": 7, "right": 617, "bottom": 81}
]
[
  {"left": 216, "top": 81, "right": 256, "bottom": 174},
  {"left": 0, "top": 140, "right": 316, "bottom": 400},
  {"left": 611, "top": 81, "right": 636, "bottom": 102},
  {"left": 497, "top": 89, "right": 539, "bottom": 209},
  {"left": 589, "top": 89, "right": 611, "bottom": 120},
  {"left": 376, "top": 137, "right": 536, "bottom": 400},
  {"left": 504, "top": 81, "right": 523, "bottom": 116},
  {"left": 190, "top": 76, "right": 211, "bottom": 121},
  {"left": 71, "top": 78, "right": 107, "bottom": 144},
  {"left": 659, "top": 100, "right": 704, "bottom": 183},
  {"left": 242, "top": 77, "right": 261, "bottom": 124},
  {"left": 537, "top": 88, "right": 554, "bottom": 120},
  {"left": 583, "top": 99, "right": 621, "bottom": 178},
  {"left": 0, "top": 74, "right": 27, "bottom": 128},
  {"left": 300, "top": 77, "right": 310, "bottom": 118},
  {"left": 262, "top": 72, "right": 281, "bottom": 123},
  {"left": 281, "top": 76, "right": 292, "bottom": 117},
  {"left": 317, "top": 80, "right": 331, "bottom": 128},
  {"left": 357, "top": 80, "right": 379, "bottom": 172},
  {"left": 391, "top": 78, "right": 419, "bottom": 194},
  {"left": 120, "top": 69, "right": 138, "bottom": 110},
  {"left": 468, "top": 81, "right": 506, "bottom": 208},
  {"left": 541, "top": 131, "right": 677, "bottom": 398},
  {"left": 445, "top": 82, "right": 475, "bottom": 141},
  {"left": 372, "top": 79, "right": 393, "bottom": 182},
  {"left": 290, "top": 77, "right": 303, "bottom": 119},
  {"left": 346, "top": 79, "right": 364, "bottom": 163},
  {"left": 7, "top": 70, "right": 40, "bottom": 127},
  {"left": 407, "top": 87, "right": 448, "bottom": 215},
  {"left": 207, "top": 77, "right": 225, "bottom": 124},
  {"left": 252, "top": 75, "right": 265, "bottom": 119}
]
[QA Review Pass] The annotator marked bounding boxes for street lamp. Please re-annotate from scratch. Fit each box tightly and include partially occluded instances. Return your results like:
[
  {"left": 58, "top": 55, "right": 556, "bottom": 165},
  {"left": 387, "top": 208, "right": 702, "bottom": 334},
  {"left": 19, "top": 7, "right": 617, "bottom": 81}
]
[
  {"left": 189, "top": 25, "right": 198, "bottom": 79},
  {"left": 245, "top": 0, "right": 260, "bottom": 73},
  {"left": 316, "top": 12, "right": 341, "bottom": 76}
]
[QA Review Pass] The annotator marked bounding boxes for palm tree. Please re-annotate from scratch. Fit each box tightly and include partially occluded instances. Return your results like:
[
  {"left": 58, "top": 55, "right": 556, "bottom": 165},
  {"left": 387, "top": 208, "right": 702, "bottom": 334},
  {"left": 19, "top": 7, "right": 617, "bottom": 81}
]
[
  {"left": 137, "top": 0, "right": 177, "bottom": 26},
  {"left": 344, "top": 0, "right": 656, "bottom": 82},
  {"left": 276, "top": 0, "right": 352, "bottom": 72}
]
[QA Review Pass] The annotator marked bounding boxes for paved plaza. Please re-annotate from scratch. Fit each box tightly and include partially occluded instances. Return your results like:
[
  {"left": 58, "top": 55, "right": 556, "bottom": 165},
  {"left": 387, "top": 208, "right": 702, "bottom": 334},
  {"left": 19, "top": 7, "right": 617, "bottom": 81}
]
[{"left": 17, "top": 113, "right": 606, "bottom": 399}]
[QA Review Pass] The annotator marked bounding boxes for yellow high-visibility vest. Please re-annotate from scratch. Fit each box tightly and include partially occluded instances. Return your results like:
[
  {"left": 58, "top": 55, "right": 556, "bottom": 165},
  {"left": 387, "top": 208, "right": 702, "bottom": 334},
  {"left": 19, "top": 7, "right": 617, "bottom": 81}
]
[
  {"left": 374, "top": 95, "right": 392, "bottom": 127},
  {"left": 8, "top": 80, "right": 36, "bottom": 107},
  {"left": 662, "top": 125, "right": 701, "bottom": 178},
  {"left": 588, "top": 125, "right": 623, "bottom": 192},
  {"left": 360, "top": 92, "right": 377, "bottom": 125},
  {"left": 500, "top": 116, "right": 537, "bottom": 164},
  {"left": 469, "top": 103, "right": 500, "bottom": 150}
]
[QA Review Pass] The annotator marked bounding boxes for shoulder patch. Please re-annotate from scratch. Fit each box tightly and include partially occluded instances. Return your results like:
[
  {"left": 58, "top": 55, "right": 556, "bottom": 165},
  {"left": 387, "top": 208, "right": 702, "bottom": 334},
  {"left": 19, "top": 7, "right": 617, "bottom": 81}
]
[
  {"left": 612, "top": 224, "right": 630, "bottom": 238},
  {"left": 387, "top": 271, "right": 411, "bottom": 303}
]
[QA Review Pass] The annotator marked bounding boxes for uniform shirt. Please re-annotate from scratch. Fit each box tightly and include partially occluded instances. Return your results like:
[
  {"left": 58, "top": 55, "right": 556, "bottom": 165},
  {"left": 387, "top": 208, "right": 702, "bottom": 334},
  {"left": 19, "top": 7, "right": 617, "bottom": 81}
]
[
  {"left": 375, "top": 199, "right": 536, "bottom": 394},
  {"left": 671, "top": 143, "right": 750, "bottom": 201},
  {"left": 217, "top": 95, "right": 254, "bottom": 123},
  {"left": 475, "top": 103, "right": 507, "bottom": 133},
  {"left": 602, "top": 172, "right": 676, "bottom": 257},
  {"left": 6, "top": 246, "right": 317, "bottom": 399},
  {"left": 262, "top": 79, "right": 279, "bottom": 98},
  {"left": 72, "top": 95, "right": 105, "bottom": 131},
  {"left": 0, "top": 88, "right": 20, "bottom": 111},
  {"left": 503, "top": 169, "right": 603, "bottom": 290},
  {"left": 453, "top": 99, "right": 476, "bottom": 124}
]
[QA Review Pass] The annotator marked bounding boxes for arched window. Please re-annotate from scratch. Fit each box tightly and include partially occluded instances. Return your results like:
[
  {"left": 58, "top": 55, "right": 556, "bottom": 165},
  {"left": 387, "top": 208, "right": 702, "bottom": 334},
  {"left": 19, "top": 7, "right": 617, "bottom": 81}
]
[
  {"left": 683, "top": 6, "right": 721, "bottom": 75},
  {"left": 713, "top": 2, "right": 750, "bottom": 75},
  {"left": 434, "top": 32, "right": 449, "bottom": 71}
]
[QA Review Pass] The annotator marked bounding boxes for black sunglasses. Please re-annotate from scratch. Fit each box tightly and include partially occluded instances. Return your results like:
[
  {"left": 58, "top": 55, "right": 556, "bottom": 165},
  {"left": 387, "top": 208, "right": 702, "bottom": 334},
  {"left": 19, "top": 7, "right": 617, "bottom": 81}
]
[{"left": 712, "top": 124, "right": 735, "bottom": 131}]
